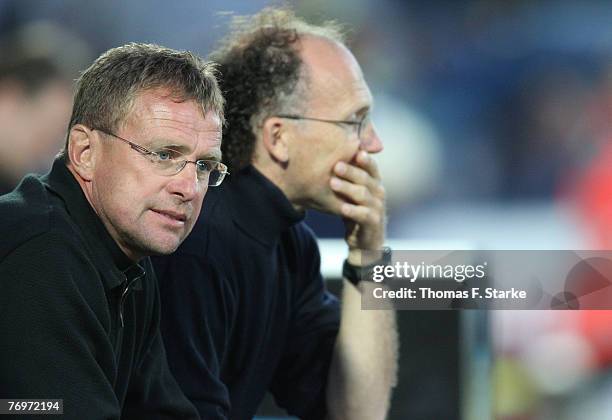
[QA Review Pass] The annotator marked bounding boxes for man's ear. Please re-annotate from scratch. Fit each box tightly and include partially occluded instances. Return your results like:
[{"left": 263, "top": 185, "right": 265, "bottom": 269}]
[
  {"left": 67, "top": 124, "right": 97, "bottom": 181},
  {"left": 261, "top": 117, "right": 290, "bottom": 163}
]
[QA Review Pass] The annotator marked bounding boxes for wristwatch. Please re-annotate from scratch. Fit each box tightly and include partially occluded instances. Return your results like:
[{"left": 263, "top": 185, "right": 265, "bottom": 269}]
[{"left": 342, "top": 247, "right": 392, "bottom": 287}]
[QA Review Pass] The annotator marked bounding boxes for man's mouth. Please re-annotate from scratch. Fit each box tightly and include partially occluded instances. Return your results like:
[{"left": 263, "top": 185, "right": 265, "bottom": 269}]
[{"left": 151, "top": 209, "right": 188, "bottom": 225}]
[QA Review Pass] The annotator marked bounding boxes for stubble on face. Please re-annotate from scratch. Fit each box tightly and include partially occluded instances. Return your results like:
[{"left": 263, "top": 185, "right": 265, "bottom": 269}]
[{"left": 88, "top": 88, "right": 222, "bottom": 260}]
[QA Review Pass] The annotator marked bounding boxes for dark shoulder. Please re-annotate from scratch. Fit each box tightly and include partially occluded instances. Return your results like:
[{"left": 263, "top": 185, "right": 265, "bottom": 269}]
[
  {"left": 0, "top": 175, "right": 59, "bottom": 261},
  {"left": 0, "top": 174, "right": 91, "bottom": 272},
  {"left": 0, "top": 224, "right": 102, "bottom": 314},
  {"left": 0, "top": 183, "right": 108, "bottom": 317},
  {"left": 1, "top": 226, "right": 90, "bottom": 272},
  {"left": 0, "top": 174, "right": 94, "bottom": 275}
]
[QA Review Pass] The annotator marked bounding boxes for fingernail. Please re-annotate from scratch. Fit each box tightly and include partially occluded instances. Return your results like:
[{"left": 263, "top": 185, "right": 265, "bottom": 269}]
[
  {"left": 330, "top": 177, "right": 341, "bottom": 189},
  {"left": 341, "top": 203, "right": 351, "bottom": 215},
  {"left": 359, "top": 151, "right": 369, "bottom": 161},
  {"left": 335, "top": 161, "right": 347, "bottom": 174}
]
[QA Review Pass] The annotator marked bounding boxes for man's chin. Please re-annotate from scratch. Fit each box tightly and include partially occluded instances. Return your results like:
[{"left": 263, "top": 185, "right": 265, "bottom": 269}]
[
  {"left": 146, "top": 248, "right": 178, "bottom": 258},
  {"left": 139, "top": 236, "right": 183, "bottom": 257}
]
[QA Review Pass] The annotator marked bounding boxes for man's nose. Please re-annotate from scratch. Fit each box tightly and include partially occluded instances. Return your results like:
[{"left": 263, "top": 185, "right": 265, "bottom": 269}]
[
  {"left": 167, "top": 162, "right": 202, "bottom": 202},
  {"left": 360, "top": 127, "right": 383, "bottom": 154}
]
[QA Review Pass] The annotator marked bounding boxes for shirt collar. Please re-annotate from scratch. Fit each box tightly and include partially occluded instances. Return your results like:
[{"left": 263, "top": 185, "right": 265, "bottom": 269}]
[
  {"left": 224, "top": 165, "right": 304, "bottom": 247},
  {"left": 42, "top": 157, "right": 143, "bottom": 290}
]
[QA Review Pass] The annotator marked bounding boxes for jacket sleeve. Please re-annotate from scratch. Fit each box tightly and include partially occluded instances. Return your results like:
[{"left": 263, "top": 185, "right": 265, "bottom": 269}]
[
  {"left": 152, "top": 253, "right": 234, "bottom": 420},
  {"left": 0, "top": 233, "right": 121, "bottom": 420},
  {"left": 121, "top": 261, "right": 200, "bottom": 420}
]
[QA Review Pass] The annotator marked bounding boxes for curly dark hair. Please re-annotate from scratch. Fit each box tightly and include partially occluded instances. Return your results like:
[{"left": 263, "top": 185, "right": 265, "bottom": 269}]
[{"left": 211, "top": 8, "right": 345, "bottom": 172}]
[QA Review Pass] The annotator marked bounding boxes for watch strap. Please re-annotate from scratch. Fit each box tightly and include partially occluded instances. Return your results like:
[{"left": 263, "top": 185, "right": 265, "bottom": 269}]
[{"left": 342, "top": 247, "right": 392, "bottom": 286}]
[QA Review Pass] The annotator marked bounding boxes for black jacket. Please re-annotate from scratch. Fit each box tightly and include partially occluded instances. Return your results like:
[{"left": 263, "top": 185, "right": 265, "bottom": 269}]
[
  {"left": 0, "top": 158, "right": 198, "bottom": 419},
  {"left": 153, "top": 165, "right": 340, "bottom": 420}
]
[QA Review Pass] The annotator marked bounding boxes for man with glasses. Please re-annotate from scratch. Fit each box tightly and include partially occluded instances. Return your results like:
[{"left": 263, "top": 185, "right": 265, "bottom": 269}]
[
  {"left": 0, "top": 43, "right": 225, "bottom": 418},
  {"left": 153, "top": 9, "right": 398, "bottom": 420}
]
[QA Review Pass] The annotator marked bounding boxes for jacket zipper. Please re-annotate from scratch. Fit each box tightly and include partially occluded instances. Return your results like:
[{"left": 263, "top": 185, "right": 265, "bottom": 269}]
[{"left": 118, "top": 266, "right": 145, "bottom": 328}]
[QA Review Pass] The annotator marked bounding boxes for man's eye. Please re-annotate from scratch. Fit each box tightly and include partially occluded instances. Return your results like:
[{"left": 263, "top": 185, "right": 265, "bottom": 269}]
[
  {"left": 195, "top": 160, "right": 213, "bottom": 172},
  {"left": 155, "top": 150, "right": 179, "bottom": 161}
]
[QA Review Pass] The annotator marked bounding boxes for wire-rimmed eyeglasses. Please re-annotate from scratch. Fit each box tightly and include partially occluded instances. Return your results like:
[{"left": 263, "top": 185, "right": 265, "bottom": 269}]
[
  {"left": 92, "top": 128, "right": 229, "bottom": 187},
  {"left": 275, "top": 113, "right": 371, "bottom": 139}
]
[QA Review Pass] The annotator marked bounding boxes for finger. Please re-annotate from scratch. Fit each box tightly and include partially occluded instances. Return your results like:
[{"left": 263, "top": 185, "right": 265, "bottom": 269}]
[
  {"left": 334, "top": 160, "right": 384, "bottom": 199},
  {"left": 340, "top": 202, "right": 384, "bottom": 226},
  {"left": 355, "top": 150, "right": 381, "bottom": 180},
  {"left": 330, "top": 176, "right": 374, "bottom": 205}
]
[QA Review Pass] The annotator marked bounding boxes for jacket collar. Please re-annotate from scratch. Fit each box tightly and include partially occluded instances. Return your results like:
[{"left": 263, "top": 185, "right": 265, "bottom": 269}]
[{"left": 224, "top": 165, "right": 304, "bottom": 247}]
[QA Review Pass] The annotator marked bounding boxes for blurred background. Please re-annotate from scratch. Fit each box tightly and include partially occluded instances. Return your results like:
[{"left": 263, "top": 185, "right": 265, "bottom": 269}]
[{"left": 2, "top": 0, "right": 612, "bottom": 419}]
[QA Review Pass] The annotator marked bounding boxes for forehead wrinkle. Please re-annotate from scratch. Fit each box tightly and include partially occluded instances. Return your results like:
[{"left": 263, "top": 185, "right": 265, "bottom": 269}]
[
  {"left": 125, "top": 92, "right": 222, "bottom": 160},
  {"left": 131, "top": 95, "right": 210, "bottom": 127},
  {"left": 137, "top": 111, "right": 221, "bottom": 139},
  {"left": 162, "top": 128, "right": 221, "bottom": 151},
  {"left": 142, "top": 114, "right": 205, "bottom": 131}
]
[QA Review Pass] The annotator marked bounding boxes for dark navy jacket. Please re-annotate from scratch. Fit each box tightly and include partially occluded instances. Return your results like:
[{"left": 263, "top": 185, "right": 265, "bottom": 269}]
[
  {"left": 0, "top": 158, "right": 198, "bottom": 419},
  {"left": 153, "top": 165, "right": 340, "bottom": 420}
]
